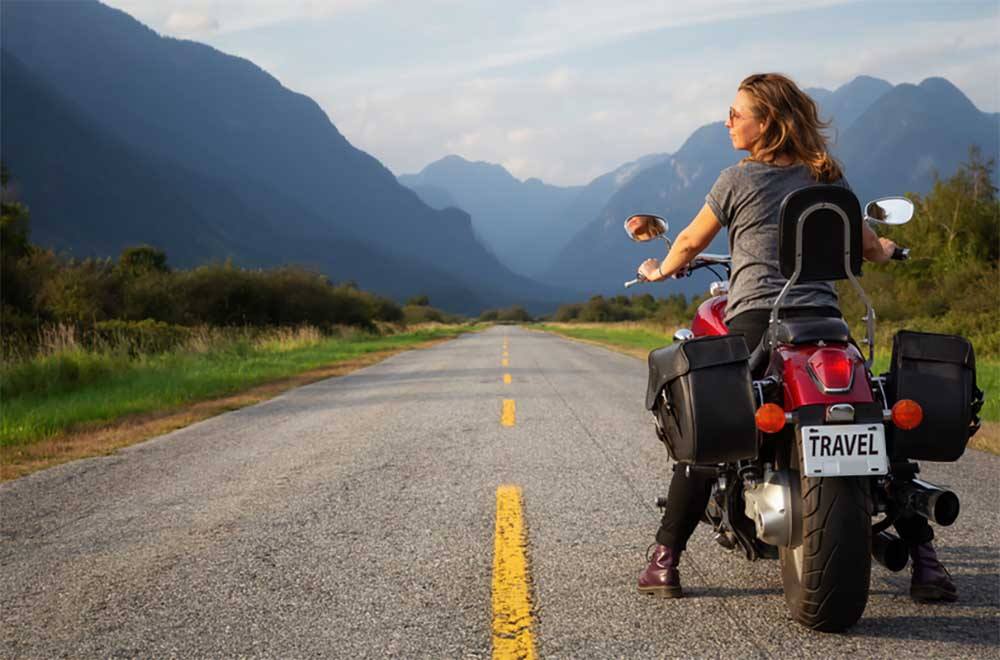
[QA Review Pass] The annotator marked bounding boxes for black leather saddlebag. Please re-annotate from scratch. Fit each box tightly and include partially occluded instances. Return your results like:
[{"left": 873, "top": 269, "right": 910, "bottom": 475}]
[
  {"left": 646, "top": 335, "right": 757, "bottom": 464},
  {"left": 885, "top": 331, "right": 983, "bottom": 462}
]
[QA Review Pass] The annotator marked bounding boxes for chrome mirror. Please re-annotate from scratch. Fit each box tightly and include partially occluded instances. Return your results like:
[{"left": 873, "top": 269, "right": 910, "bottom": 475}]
[
  {"left": 864, "top": 197, "right": 914, "bottom": 226},
  {"left": 624, "top": 214, "right": 669, "bottom": 242}
]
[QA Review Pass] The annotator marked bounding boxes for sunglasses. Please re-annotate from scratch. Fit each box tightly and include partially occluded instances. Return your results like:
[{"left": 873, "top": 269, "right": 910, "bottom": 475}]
[{"left": 728, "top": 107, "right": 745, "bottom": 122}]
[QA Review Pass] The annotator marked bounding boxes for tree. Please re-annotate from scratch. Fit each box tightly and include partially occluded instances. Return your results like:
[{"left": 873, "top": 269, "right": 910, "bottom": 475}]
[
  {"left": 406, "top": 294, "right": 430, "bottom": 307},
  {"left": 119, "top": 245, "right": 169, "bottom": 276},
  {"left": 1, "top": 164, "right": 34, "bottom": 312}
]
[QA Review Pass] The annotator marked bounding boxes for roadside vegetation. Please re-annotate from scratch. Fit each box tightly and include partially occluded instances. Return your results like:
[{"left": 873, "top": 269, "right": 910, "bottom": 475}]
[{"left": 1, "top": 164, "right": 481, "bottom": 474}]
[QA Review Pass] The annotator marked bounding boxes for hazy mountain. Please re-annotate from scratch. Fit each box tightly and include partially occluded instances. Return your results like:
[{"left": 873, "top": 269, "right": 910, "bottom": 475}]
[
  {"left": 399, "top": 155, "right": 583, "bottom": 277},
  {"left": 1, "top": 0, "right": 578, "bottom": 313},
  {"left": 400, "top": 152, "right": 669, "bottom": 278},
  {"left": 546, "top": 75, "right": 998, "bottom": 297},
  {"left": 0, "top": 50, "right": 490, "bottom": 311},
  {"left": 545, "top": 124, "right": 740, "bottom": 297},
  {"left": 837, "top": 77, "right": 1000, "bottom": 203},
  {"left": 404, "top": 184, "right": 460, "bottom": 212},
  {"left": 815, "top": 75, "right": 894, "bottom": 135}
]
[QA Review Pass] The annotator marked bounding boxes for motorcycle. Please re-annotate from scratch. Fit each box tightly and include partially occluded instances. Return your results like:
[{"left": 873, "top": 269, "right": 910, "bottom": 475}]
[{"left": 624, "top": 185, "right": 983, "bottom": 632}]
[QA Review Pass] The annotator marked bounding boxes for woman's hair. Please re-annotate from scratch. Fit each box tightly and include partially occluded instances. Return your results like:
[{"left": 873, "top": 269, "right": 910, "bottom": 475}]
[{"left": 738, "top": 73, "right": 843, "bottom": 183}]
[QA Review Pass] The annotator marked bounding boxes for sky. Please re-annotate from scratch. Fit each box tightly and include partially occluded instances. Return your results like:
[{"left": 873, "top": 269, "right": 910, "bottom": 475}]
[{"left": 104, "top": 0, "right": 1000, "bottom": 186}]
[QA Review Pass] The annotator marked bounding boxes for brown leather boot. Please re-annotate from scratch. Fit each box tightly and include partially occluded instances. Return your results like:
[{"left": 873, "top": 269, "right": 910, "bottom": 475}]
[
  {"left": 910, "top": 542, "right": 958, "bottom": 603},
  {"left": 637, "top": 544, "right": 683, "bottom": 598}
]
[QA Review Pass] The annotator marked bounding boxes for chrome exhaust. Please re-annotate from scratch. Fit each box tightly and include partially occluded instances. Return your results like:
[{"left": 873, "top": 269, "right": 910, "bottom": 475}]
[
  {"left": 871, "top": 531, "right": 908, "bottom": 572},
  {"left": 895, "top": 478, "right": 960, "bottom": 526}
]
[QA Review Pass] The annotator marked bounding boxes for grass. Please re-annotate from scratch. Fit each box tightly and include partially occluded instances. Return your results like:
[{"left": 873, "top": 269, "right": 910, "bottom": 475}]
[
  {"left": 1, "top": 324, "right": 480, "bottom": 450},
  {"left": 534, "top": 322, "right": 676, "bottom": 357},
  {"left": 536, "top": 322, "right": 999, "bottom": 454}
]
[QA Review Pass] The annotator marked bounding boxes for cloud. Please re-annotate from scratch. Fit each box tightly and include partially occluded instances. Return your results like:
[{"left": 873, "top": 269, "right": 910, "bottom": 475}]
[
  {"left": 103, "top": 0, "right": 998, "bottom": 185},
  {"left": 506, "top": 128, "right": 535, "bottom": 144},
  {"left": 165, "top": 11, "right": 219, "bottom": 35},
  {"left": 545, "top": 68, "right": 572, "bottom": 93},
  {"left": 107, "top": 0, "right": 379, "bottom": 36}
]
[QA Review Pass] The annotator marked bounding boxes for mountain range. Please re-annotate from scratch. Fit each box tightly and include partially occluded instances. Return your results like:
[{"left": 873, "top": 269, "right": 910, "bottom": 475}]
[
  {"left": 2, "top": 0, "right": 997, "bottom": 312},
  {"left": 404, "top": 76, "right": 998, "bottom": 298},
  {"left": 0, "top": 0, "right": 580, "bottom": 314}
]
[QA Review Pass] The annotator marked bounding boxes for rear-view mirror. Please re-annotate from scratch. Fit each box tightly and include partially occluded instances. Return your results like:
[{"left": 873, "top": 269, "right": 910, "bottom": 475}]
[
  {"left": 624, "top": 214, "right": 669, "bottom": 242},
  {"left": 864, "top": 197, "right": 914, "bottom": 226}
]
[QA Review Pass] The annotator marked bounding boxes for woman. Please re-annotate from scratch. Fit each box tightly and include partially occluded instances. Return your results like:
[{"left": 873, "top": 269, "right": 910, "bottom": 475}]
[{"left": 635, "top": 73, "right": 956, "bottom": 603}]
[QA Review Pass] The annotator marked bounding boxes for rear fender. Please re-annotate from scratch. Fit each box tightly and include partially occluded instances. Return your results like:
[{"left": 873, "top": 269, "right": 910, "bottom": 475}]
[{"left": 775, "top": 343, "right": 873, "bottom": 409}]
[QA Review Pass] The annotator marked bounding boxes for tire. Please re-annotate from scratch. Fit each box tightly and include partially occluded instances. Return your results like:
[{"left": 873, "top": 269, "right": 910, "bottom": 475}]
[{"left": 778, "top": 436, "right": 873, "bottom": 632}]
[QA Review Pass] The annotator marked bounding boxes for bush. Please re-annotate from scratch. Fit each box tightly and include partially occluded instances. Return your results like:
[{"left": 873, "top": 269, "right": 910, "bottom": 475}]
[{"left": 89, "top": 319, "right": 192, "bottom": 356}]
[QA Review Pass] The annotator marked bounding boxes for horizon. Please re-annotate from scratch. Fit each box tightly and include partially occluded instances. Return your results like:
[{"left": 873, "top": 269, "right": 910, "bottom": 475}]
[{"left": 102, "top": 0, "right": 1000, "bottom": 186}]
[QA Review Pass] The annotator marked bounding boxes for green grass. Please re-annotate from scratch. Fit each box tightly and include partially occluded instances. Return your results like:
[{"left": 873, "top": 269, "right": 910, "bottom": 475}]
[
  {"left": 1, "top": 326, "right": 478, "bottom": 447},
  {"left": 539, "top": 323, "right": 998, "bottom": 422},
  {"left": 535, "top": 323, "right": 675, "bottom": 353}
]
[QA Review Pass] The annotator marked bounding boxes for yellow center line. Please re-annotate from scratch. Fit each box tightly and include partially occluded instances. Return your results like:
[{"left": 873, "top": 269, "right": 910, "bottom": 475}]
[
  {"left": 503, "top": 373, "right": 512, "bottom": 385},
  {"left": 501, "top": 399, "right": 516, "bottom": 426},
  {"left": 492, "top": 485, "right": 536, "bottom": 660},
  {"left": 501, "top": 358, "right": 509, "bottom": 367}
]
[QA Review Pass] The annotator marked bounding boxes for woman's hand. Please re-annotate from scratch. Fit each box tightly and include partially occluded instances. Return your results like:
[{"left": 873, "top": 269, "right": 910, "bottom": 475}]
[
  {"left": 639, "top": 258, "right": 662, "bottom": 281},
  {"left": 878, "top": 237, "right": 897, "bottom": 261}
]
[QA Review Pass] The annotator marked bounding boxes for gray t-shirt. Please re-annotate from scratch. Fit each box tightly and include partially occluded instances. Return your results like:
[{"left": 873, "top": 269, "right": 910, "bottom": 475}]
[{"left": 706, "top": 160, "right": 846, "bottom": 323}]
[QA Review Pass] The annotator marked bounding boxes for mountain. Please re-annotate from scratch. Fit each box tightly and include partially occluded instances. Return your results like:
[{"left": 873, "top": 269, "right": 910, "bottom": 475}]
[
  {"left": 836, "top": 77, "right": 1000, "bottom": 203},
  {"left": 545, "top": 75, "right": 999, "bottom": 297},
  {"left": 400, "top": 152, "right": 670, "bottom": 278},
  {"left": 0, "top": 50, "right": 489, "bottom": 311},
  {"left": 405, "top": 184, "right": 460, "bottom": 212},
  {"left": 545, "top": 124, "right": 740, "bottom": 296},
  {"left": 816, "top": 75, "right": 894, "bottom": 135},
  {"left": 399, "top": 155, "right": 583, "bottom": 277},
  {"left": 0, "top": 0, "right": 577, "bottom": 313}
]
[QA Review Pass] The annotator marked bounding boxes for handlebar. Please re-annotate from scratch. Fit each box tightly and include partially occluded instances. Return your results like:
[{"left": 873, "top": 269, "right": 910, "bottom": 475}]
[{"left": 625, "top": 254, "right": 732, "bottom": 288}]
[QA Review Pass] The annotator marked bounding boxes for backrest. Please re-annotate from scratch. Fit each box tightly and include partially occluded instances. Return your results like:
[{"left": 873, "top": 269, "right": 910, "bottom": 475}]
[{"left": 778, "top": 185, "right": 863, "bottom": 282}]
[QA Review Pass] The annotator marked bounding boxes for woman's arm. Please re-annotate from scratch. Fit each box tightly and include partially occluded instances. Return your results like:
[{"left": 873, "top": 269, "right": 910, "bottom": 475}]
[
  {"left": 639, "top": 204, "right": 722, "bottom": 281},
  {"left": 861, "top": 222, "right": 896, "bottom": 263}
]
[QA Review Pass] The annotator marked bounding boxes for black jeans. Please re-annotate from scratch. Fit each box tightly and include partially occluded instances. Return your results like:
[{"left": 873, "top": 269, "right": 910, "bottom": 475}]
[{"left": 655, "top": 307, "right": 934, "bottom": 550}]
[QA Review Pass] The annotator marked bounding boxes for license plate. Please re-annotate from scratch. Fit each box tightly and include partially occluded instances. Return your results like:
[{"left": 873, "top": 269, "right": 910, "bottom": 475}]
[{"left": 800, "top": 424, "right": 888, "bottom": 477}]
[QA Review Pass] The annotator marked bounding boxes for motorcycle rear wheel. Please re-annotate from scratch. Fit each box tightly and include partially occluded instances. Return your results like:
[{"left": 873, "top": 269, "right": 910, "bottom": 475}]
[{"left": 778, "top": 437, "right": 873, "bottom": 632}]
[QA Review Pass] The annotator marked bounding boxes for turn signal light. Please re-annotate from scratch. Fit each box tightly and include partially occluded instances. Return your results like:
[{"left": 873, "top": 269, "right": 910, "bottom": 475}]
[
  {"left": 756, "top": 403, "right": 787, "bottom": 433},
  {"left": 892, "top": 399, "right": 923, "bottom": 430}
]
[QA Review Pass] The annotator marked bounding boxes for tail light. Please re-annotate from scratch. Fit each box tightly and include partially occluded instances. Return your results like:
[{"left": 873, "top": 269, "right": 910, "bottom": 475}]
[
  {"left": 756, "top": 403, "right": 786, "bottom": 433},
  {"left": 892, "top": 399, "right": 923, "bottom": 430},
  {"left": 807, "top": 348, "right": 856, "bottom": 393}
]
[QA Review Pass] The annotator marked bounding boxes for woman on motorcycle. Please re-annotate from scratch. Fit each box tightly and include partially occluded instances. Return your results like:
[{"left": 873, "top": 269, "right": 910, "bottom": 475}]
[{"left": 635, "top": 73, "right": 956, "bottom": 603}]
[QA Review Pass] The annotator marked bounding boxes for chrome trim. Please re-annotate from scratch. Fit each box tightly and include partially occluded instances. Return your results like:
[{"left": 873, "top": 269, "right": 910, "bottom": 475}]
[
  {"left": 768, "top": 201, "right": 877, "bottom": 368},
  {"left": 873, "top": 375, "right": 892, "bottom": 420},
  {"left": 709, "top": 281, "right": 729, "bottom": 297},
  {"left": 826, "top": 403, "right": 856, "bottom": 423},
  {"left": 673, "top": 328, "right": 694, "bottom": 343},
  {"left": 743, "top": 468, "right": 798, "bottom": 547},
  {"left": 807, "top": 360, "right": 855, "bottom": 394}
]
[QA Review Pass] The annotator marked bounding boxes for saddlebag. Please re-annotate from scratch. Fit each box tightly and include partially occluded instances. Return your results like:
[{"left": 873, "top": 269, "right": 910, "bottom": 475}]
[
  {"left": 646, "top": 335, "right": 757, "bottom": 464},
  {"left": 885, "top": 330, "right": 983, "bottom": 462}
]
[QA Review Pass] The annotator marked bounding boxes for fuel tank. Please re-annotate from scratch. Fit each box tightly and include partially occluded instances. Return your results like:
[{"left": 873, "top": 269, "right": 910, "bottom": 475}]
[{"left": 691, "top": 296, "right": 728, "bottom": 337}]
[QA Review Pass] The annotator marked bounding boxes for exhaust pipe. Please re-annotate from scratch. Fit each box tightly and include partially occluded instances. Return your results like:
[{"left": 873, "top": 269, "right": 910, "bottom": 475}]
[
  {"left": 895, "top": 478, "right": 960, "bottom": 526},
  {"left": 872, "top": 531, "right": 908, "bottom": 572}
]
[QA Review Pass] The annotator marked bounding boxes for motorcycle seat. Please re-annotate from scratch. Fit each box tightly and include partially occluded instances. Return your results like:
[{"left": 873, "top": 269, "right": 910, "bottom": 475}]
[{"left": 771, "top": 317, "right": 850, "bottom": 345}]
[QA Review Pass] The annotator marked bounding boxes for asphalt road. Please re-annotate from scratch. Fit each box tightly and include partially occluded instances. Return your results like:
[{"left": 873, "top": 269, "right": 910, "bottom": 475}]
[{"left": 2, "top": 326, "right": 998, "bottom": 658}]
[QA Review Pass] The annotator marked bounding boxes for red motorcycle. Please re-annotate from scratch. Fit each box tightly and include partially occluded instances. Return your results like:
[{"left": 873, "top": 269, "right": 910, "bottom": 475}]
[{"left": 624, "top": 185, "right": 983, "bottom": 631}]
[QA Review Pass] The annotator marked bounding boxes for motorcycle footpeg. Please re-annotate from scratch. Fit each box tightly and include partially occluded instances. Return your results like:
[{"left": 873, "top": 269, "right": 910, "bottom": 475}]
[{"left": 714, "top": 531, "right": 737, "bottom": 550}]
